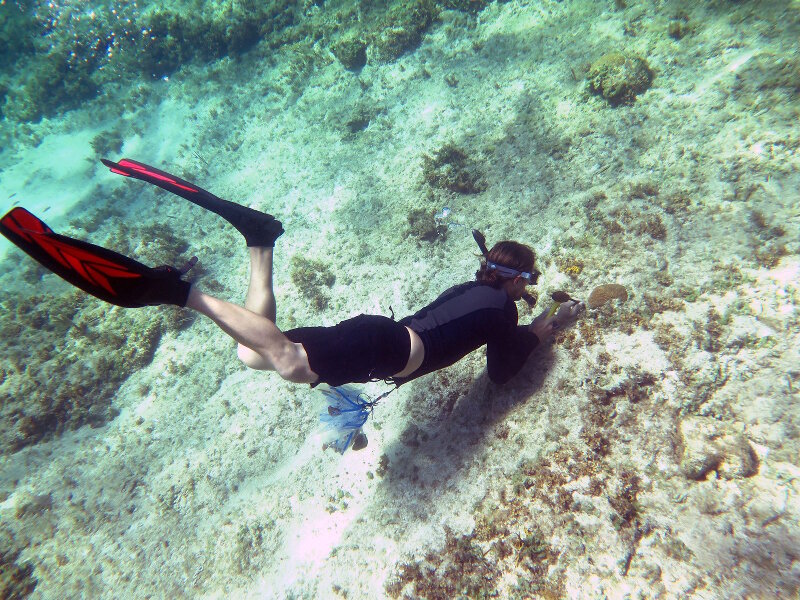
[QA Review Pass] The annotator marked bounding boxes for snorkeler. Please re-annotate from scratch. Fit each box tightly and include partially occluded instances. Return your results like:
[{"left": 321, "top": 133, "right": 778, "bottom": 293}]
[{"left": 1, "top": 157, "right": 583, "bottom": 396}]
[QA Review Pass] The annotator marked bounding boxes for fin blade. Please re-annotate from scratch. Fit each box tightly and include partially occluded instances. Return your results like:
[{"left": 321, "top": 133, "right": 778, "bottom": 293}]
[
  {"left": 102, "top": 157, "right": 221, "bottom": 202},
  {"left": 1, "top": 207, "right": 149, "bottom": 307}
]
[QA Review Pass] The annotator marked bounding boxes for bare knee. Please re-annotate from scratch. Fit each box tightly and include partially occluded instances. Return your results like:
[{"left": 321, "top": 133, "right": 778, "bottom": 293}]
[{"left": 237, "top": 344, "right": 273, "bottom": 370}]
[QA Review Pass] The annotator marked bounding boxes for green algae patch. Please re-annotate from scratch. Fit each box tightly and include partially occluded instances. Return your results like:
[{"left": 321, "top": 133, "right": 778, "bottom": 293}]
[
  {"left": 422, "top": 143, "right": 486, "bottom": 194},
  {"left": 129, "top": 6, "right": 267, "bottom": 79},
  {"left": 0, "top": 1, "right": 298, "bottom": 121},
  {"left": 1, "top": 0, "right": 495, "bottom": 121},
  {"left": 328, "top": 0, "right": 491, "bottom": 69},
  {"left": 4, "top": 50, "right": 99, "bottom": 122},
  {"left": 440, "top": 0, "right": 489, "bottom": 14},
  {"left": 290, "top": 255, "right": 336, "bottom": 311},
  {"left": 0, "top": 548, "right": 36, "bottom": 599},
  {"left": 0, "top": 4, "right": 36, "bottom": 69},
  {"left": 0, "top": 282, "right": 192, "bottom": 455}
]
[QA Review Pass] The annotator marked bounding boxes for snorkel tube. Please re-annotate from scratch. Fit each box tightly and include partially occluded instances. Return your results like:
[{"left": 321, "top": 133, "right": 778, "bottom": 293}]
[
  {"left": 472, "top": 229, "right": 538, "bottom": 308},
  {"left": 472, "top": 228, "right": 491, "bottom": 257}
]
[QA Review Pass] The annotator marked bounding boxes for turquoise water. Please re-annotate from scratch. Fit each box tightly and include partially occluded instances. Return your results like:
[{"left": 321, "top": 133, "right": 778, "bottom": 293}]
[{"left": 1, "top": 1, "right": 799, "bottom": 598}]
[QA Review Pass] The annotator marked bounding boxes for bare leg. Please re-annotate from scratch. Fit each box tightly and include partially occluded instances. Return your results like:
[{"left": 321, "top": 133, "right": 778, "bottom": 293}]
[
  {"left": 236, "top": 247, "right": 279, "bottom": 368},
  {"left": 244, "top": 247, "right": 276, "bottom": 321},
  {"left": 185, "top": 288, "right": 317, "bottom": 383}
]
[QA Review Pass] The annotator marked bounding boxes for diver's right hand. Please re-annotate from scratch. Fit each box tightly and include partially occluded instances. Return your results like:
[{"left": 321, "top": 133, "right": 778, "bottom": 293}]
[
  {"left": 553, "top": 300, "right": 585, "bottom": 330},
  {"left": 528, "top": 300, "right": 585, "bottom": 341}
]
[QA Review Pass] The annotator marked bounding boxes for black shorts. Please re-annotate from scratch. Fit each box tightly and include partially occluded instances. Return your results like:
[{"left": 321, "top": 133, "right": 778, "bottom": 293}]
[{"left": 284, "top": 314, "right": 410, "bottom": 387}]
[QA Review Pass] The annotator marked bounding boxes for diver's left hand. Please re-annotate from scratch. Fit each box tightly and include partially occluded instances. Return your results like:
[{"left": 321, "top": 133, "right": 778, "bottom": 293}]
[{"left": 529, "top": 313, "right": 556, "bottom": 341}]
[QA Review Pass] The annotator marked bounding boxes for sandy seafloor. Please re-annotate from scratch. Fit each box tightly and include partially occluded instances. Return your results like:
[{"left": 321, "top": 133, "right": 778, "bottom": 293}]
[{"left": 1, "top": 0, "right": 799, "bottom": 598}]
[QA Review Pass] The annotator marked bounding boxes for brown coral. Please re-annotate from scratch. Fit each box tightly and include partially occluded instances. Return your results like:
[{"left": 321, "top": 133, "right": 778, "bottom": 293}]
[{"left": 587, "top": 283, "right": 629, "bottom": 309}]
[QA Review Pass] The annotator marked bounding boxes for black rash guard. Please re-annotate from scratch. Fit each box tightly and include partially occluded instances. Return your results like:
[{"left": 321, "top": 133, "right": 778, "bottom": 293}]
[{"left": 393, "top": 281, "right": 540, "bottom": 385}]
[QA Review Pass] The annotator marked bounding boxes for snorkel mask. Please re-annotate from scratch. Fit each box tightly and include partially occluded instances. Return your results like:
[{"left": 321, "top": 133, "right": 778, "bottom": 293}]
[
  {"left": 486, "top": 261, "right": 540, "bottom": 285},
  {"left": 472, "top": 229, "right": 539, "bottom": 307}
]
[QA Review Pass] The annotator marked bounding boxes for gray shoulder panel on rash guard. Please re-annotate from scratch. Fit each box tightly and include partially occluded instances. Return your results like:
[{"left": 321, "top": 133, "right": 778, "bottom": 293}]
[{"left": 403, "top": 282, "right": 510, "bottom": 331}]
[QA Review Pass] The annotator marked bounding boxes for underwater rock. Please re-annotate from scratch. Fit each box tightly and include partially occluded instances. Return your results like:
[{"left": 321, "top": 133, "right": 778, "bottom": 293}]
[
  {"left": 135, "top": 11, "right": 195, "bottom": 78},
  {"left": 667, "top": 11, "right": 690, "bottom": 40},
  {"left": 679, "top": 416, "right": 759, "bottom": 481},
  {"left": 1, "top": 4, "right": 95, "bottom": 121},
  {"left": 341, "top": 102, "right": 382, "bottom": 135},
  {"left": 117, "top": 5, "right": 273, "bottom": 76},
  {"left": 2, "top": 2, "right": 296, "bottom": 121},
  {"left": 744, "top": 482, "right": 789, "bottom": 527},
  {"left": 345, "top": 112, "right": 371, "bottom": 134},
  {"left": 13, "top": 492, "right": 53, "bottom": 519},
  {"left": 399, "top": 423, "right": 429, "bottom": 447},
  {"left": 335, "top": 0, "right": 489, "bottom": 69},
  {"left": 588, "top": 52, "right": 654, "bottom": 106},
  {"left": 668, "top": 19, "right": 688, "bottom": 40},
  {"left": 370, "top": 0, "right": 440, "bottom": 63},
  {"left": 732, "top": 52, "right": 800, "bottom": 98},
  {"left": 331, "top": 34, "right": 368, "bottom": 71}
]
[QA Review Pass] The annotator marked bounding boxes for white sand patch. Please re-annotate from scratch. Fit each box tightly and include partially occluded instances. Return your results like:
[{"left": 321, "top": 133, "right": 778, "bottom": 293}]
[{"left": 0, "top": 129, "right": 98, "bottom": 256}]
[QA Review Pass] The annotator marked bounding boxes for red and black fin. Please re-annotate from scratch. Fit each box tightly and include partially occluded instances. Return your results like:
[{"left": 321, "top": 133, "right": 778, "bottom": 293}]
[
  {"left": 101, "top": 157, "right": 284, "bottom": 247},
  {"left": 100, "top": 157, "right": 225, "bottom": 206},
  {"left": 0, "top": 207, "right": 191, "bottom": 307}
]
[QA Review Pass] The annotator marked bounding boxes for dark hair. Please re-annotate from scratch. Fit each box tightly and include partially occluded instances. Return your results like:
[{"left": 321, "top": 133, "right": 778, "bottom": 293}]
[{"left": 475, "top": 241, "right": 536, "bottom": 287}]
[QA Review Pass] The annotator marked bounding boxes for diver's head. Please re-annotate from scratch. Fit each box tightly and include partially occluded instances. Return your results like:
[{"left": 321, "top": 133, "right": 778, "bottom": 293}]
[{"left": 475, "top": 240, "right": 539, "bottom": 299}]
